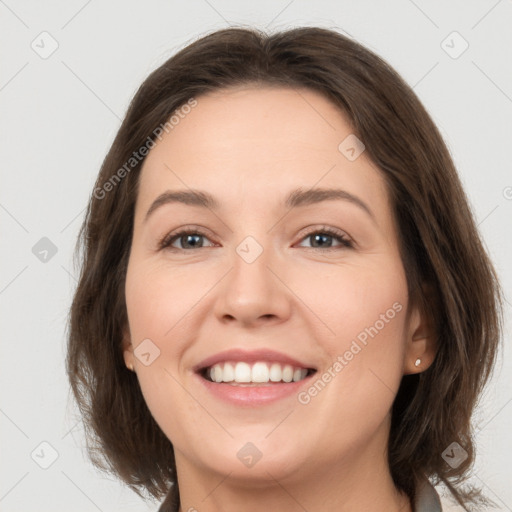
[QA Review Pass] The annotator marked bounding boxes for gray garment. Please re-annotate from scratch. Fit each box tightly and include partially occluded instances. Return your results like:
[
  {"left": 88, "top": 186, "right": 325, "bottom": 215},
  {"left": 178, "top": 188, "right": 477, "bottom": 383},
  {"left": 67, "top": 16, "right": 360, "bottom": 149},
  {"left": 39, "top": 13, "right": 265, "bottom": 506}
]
[{"left": 414, "top": 477, "right": 443, "bottom": 512}]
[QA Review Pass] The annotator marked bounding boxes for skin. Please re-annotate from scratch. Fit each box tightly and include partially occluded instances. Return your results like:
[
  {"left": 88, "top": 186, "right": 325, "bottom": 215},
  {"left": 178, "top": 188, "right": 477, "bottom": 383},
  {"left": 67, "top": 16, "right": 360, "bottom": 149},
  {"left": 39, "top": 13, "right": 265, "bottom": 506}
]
[{"left": 123, "top": 86, "right": 437, "bottom": 512}]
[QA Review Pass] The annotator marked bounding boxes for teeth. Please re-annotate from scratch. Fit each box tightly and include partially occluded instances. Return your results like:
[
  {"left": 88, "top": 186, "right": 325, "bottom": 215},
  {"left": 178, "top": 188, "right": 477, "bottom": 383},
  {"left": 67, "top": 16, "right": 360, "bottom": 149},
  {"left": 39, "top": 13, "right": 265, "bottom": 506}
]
[
  {"left": 205, "top": 361, "right": 309, "bottom": 384},
  {"left": 269, "top": 363, "right": 282, "bottom": 382},
  {"left": 282, "top": 365, "right": 293, "bottom": 383},
  {"left": 234, "top": 362, "right": 251, "bottom": 382},
  {"left": 222, "top": 362, "right": 235, "bottom": 382},
  {"left": 212, "top": 365, "right": 223, "bottom": 383},
  {"left": 252, "top": 362, "right": 269, "bottom": 383}
]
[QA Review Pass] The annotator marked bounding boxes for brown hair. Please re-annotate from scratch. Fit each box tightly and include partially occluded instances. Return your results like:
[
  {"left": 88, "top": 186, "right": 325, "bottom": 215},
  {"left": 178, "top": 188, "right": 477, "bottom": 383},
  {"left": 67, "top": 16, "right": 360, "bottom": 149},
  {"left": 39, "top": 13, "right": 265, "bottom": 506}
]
[{"left": 66, "top": 26, "right": 504, "bottom": 510}]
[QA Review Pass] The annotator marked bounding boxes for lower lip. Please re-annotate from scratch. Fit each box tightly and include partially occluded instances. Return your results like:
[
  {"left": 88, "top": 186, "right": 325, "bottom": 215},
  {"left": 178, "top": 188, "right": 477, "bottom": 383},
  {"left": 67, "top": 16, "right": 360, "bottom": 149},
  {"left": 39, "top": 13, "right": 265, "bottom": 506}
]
[{"left": 196, "top": 374, "right": 314, "bottom": 406}]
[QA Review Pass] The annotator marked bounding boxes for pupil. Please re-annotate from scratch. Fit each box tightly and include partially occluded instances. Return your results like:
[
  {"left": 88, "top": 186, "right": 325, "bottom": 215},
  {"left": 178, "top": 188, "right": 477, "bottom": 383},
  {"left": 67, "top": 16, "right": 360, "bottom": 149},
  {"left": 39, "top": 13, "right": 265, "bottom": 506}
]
[
  {"left": 313, "top": 234, "right": 331, "bottom": 247},
  {"left": 184, "top": 234, "right": 202, "bottom": 248}
]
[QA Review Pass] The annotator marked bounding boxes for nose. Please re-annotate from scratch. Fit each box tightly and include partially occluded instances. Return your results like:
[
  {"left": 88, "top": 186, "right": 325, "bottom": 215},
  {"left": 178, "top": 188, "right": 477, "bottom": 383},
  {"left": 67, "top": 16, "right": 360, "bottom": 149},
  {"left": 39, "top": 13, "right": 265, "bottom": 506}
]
[{"left": 213, "top": 238, "right": 292, "bottom": 328}]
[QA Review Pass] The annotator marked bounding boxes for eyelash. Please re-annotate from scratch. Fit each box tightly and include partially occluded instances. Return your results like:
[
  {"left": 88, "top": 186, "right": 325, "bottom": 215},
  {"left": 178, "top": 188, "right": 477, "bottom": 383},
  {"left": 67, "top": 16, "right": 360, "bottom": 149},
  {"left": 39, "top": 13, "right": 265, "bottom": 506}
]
[{"left": 158, "top": 225, "right": 354, "bottom": 252}]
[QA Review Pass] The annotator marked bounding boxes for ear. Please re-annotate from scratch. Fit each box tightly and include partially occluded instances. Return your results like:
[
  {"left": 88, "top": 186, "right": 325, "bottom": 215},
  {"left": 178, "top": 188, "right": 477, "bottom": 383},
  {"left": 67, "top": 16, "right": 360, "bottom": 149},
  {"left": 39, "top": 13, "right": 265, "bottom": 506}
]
[
  {"left": 403, "top": 283, "right": 438, "bottom": 375},
  {"left": 122, "top": 328, "right": 135, "bottom": 372}
]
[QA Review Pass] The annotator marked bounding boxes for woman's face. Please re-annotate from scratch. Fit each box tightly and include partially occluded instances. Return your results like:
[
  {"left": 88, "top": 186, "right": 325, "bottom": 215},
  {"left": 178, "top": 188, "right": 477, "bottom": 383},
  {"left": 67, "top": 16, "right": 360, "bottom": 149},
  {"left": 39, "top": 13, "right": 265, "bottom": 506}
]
[{"left": 123, "top": 86, "right": 428, "bottom": 484}]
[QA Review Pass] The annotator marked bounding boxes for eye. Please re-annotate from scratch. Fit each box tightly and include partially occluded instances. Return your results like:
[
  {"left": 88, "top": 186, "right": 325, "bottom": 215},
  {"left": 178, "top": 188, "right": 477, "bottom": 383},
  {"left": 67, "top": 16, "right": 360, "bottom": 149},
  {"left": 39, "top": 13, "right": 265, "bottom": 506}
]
[
  {"left": 296, "top": 226, "right": 353, "bottom": 250},
  {"left": 158, "top": 228, "right": 216, "bottom": 251}
]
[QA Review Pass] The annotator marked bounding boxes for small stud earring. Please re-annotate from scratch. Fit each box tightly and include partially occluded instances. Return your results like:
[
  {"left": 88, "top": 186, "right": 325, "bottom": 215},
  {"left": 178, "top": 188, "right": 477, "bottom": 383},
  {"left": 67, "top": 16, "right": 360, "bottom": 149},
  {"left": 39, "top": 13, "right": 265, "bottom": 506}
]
[
  {"left": 128, "top": 363, "right": 134, "bottom": 371},
  {"left": 414, "top": 358, "right": 421, "bottom": 367}
]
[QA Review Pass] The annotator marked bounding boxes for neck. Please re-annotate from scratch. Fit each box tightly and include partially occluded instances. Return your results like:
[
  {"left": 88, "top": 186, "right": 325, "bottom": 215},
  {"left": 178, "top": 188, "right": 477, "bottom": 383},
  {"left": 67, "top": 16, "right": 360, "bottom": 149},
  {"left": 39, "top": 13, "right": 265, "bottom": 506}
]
[{"left": 174, "top": 417, "right": 412, "bottom": 512}]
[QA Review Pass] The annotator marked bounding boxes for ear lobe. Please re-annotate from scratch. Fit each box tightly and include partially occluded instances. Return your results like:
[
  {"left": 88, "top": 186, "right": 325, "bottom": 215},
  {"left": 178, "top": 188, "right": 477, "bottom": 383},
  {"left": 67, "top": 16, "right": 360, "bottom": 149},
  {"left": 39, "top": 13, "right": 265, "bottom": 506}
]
[
  {"left": 404, "top": 282, "right": 438, "bottom": 375},
  {"left": 121, "top": 329, "right": 135, "bottom": 371}
]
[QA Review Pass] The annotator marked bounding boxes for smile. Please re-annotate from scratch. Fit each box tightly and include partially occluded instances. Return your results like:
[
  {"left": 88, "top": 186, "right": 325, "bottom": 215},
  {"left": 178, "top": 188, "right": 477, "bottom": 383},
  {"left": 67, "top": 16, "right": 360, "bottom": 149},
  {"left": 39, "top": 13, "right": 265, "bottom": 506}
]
[
  {"left": 194, "top": 348, "right": 318, "bottom": 405},
  {"left": 203, "top": 361, "right": 314, "bottom": 384}
]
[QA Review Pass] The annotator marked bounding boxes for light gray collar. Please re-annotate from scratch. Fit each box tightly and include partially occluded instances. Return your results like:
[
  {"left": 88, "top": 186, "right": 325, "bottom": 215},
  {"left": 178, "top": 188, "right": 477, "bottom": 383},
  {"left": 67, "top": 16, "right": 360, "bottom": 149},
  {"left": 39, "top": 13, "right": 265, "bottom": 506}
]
[{"left": 414, "top": 477, "right": 443, "bottom": 511}]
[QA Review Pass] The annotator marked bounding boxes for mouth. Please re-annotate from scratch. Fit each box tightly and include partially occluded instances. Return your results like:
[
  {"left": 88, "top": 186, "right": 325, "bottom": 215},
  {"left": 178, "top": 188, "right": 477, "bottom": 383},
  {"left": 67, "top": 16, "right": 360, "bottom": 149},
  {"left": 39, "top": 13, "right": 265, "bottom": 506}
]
[
  {"left": 193, "top": 349, "right": 318, "bottom": 405},
  {"left": 199, "top": 361, "right": 317, "bottom": 386}
]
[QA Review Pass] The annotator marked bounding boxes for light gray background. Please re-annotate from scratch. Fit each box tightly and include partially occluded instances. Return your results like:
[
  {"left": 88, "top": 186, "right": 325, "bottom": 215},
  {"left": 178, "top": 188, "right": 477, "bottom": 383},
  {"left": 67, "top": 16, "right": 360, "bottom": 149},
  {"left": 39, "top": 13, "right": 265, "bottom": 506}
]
[{"left": 1, "top": 1, "right": 511, "bottom": 511}]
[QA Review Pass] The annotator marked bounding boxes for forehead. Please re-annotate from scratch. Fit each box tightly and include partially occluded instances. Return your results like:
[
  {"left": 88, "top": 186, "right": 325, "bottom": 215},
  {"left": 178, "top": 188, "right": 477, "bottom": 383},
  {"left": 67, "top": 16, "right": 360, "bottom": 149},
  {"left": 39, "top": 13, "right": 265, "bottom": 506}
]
[{"left": 136, "top": 86, "right": 389, "bottom": 218}]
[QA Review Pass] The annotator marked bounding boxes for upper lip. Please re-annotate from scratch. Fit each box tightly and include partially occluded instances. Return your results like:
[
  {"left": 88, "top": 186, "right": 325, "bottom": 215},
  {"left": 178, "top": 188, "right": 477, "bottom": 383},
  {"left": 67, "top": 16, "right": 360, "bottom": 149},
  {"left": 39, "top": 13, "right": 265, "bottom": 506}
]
[{"left": 193, "top": 348, "right": 316, "bottom": 372}]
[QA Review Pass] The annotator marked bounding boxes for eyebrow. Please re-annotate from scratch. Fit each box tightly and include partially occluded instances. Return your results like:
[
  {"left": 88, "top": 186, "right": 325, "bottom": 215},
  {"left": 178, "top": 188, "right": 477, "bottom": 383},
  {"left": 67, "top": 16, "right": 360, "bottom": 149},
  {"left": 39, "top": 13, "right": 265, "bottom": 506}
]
[{"left": 144, "top": 187, "right": 375, "bottom": 223}]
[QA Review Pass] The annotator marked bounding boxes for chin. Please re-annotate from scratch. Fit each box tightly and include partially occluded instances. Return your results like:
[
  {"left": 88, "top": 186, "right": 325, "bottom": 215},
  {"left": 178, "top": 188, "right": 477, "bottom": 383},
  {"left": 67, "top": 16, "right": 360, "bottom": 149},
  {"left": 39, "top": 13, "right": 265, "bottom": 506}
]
[{"left": 181, "top": 433, "right": 310, "bottom": 483}]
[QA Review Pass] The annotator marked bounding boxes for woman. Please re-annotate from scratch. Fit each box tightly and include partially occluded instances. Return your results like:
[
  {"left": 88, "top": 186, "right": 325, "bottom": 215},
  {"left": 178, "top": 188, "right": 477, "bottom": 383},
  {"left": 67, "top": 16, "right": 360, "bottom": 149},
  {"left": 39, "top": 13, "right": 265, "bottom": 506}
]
[{"left": 66, "top": 26, "right": 503, "bottom": 511}]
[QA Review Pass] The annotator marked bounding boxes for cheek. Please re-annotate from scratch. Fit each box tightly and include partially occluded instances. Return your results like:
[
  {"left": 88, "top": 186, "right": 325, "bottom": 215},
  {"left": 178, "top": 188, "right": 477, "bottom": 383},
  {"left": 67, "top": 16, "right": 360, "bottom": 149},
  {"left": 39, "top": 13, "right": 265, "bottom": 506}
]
[
  {"left": 124, "top": 260, "right": 213, "bottom": 441},
  {"left": 124, "top": 261, "right": 205, "bottom": 356},
  {"left": 295, "top": 261, "right": 409, "bottom": 440},
  {"left": 301, "top": 259, "right": 408, "bottom": 360}
]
